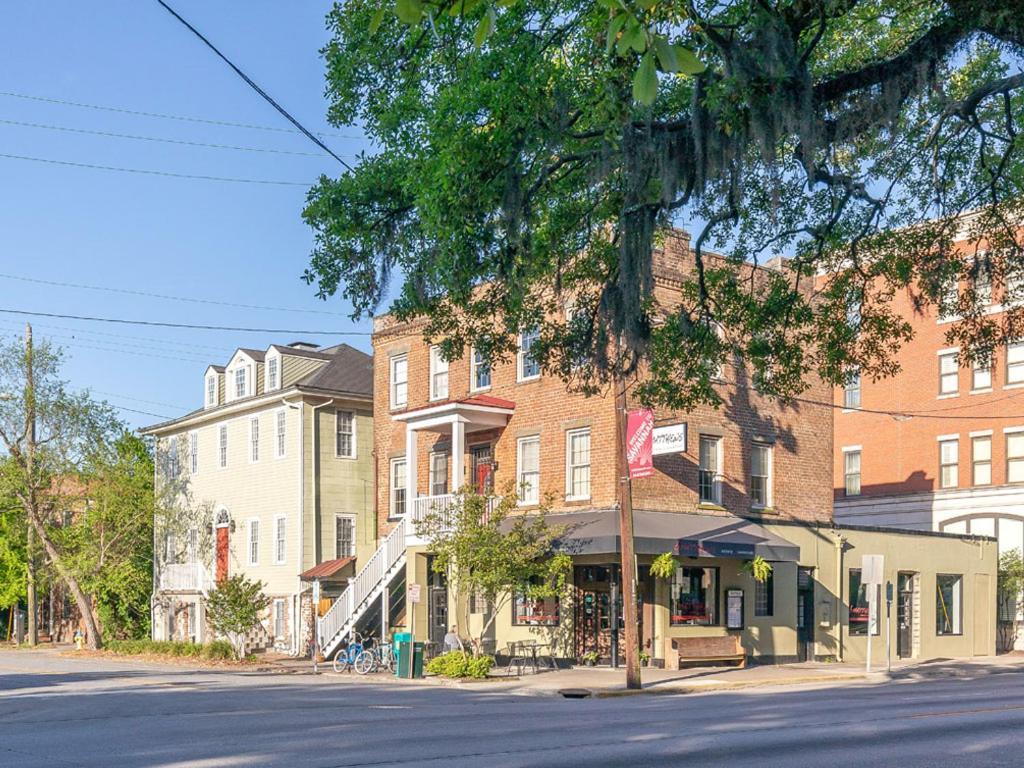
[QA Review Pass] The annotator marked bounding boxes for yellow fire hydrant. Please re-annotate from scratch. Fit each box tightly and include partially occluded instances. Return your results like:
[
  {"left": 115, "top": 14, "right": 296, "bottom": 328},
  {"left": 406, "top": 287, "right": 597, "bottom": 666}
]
[{"left": 73, "top": 629, "right": 84, "bottom": 650}]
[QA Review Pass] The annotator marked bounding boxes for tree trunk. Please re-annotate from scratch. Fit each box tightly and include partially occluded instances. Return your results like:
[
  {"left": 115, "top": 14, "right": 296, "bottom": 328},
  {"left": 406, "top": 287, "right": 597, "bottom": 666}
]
[{"left": 27, "top": 512, "right": 103, "bottom": 650}]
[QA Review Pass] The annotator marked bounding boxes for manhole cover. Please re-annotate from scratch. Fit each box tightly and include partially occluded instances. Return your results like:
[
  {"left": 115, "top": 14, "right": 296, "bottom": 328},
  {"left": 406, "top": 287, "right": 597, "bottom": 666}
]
[{"left": 558, "top": 688, "right": 592, "bottom": 699}]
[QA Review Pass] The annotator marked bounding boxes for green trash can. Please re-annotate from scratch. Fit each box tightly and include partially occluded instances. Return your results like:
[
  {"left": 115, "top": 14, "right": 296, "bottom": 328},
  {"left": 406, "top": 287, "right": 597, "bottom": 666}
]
[
  {"left": 393, "top": 632, "right": 412, "bottom": 678},
  {"left": 411, "top": 642, "right": 425, "bottom": 679}
]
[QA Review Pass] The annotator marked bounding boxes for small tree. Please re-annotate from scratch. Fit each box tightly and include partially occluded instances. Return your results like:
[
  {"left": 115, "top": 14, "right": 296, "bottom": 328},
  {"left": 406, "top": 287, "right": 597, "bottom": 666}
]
[
  {"left": 998, "top": 549, "right": 1024, "bottom": 653},
  {"left": 415, "top": 487, "right": 571, "bottom": 655},
  {"left": 204, "top": 575, "right": 271, "bottom": 660}
]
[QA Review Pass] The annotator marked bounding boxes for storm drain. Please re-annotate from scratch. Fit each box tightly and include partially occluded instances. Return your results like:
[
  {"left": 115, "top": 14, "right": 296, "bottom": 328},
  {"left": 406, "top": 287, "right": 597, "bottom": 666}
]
[{"left": 558, "top": 688, "right": 592, "bottom": 699}]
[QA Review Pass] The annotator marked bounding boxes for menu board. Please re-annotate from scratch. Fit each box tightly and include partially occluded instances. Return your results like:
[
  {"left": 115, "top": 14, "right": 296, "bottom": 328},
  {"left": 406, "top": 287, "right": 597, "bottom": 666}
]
[{"left": 726, "top": 589, "right": 744, "bottom": 629}]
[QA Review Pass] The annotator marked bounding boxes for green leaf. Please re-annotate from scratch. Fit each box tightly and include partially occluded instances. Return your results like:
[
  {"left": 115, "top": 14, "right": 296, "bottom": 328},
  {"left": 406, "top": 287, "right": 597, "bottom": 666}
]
[
  {"left": 616, "top": 19, "right": 644, "bottom": 56},
  {"left": 474, "top": 6, "right": 495, "bottom": 48},
  {"left": 633, "top": 50, "right": 657, "bottom": 105},
  {"left": 395, "top": 0, "right": 423, "bottom": 25},
  {"left": 605, "top": 13, "right": 628, "bottom": 56},
  {"left": 595, "top": 0, "right": 621, "bottom": 8},
  {"left": 635, "top": 0, "right": 657, "bottom": 9},
  {"left": 653, "top": 36, "right": 677, "bottom": 71},
  {"left": 369, "top": 5, "right": 387, "bottom": 34},
  {"left": 448, "top": 0, "right": 482, "bottom": 16},
  {"left": 673, "top": 44, "right": 706, "bottom": 74}
]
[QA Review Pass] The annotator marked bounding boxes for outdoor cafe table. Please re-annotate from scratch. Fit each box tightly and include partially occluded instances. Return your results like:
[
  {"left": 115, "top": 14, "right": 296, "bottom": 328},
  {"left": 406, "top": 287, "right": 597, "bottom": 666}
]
[{"left": 506, "top": 641, "right": 556, "bottom": 674}]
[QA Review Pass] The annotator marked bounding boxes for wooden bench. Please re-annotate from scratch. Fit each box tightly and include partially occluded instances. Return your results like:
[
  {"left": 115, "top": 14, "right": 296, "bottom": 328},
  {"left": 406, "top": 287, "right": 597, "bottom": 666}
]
[{"left": 664, "top": 635, "right": 746, "bottom": 670}]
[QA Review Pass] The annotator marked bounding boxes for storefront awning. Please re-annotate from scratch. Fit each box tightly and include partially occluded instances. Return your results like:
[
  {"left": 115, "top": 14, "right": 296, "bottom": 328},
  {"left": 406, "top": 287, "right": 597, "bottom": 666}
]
[{"left": 547, "top": 509, "right": 800, "bottom": 561}]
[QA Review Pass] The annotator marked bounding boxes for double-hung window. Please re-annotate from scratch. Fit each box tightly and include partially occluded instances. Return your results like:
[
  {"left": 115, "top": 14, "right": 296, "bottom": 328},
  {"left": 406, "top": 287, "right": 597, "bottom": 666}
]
[
  {"left": 429, "top": 452, "right": 449, "bottom": 496},
  {"left": 336, "top": 410, "right": 355, "bottom": 458},
  {"left": 189, "top": 432, "right": 198, "bottom": 475},
  {"left": 471, "top": 348, "right": 491, "bottom": 391},
  {"left": 565, "top": 428, "right": 591, "bottom": 501},
  {"left": 274, "top": 516, "right": 286, "bottom": 564},
  {"left": 335, "top": 515, "right": 355, "bottom": 558},
  {"left": 276, "top": 410, "right": 286, "bottom": 458},
  {"left": 1008, "top": 343, "right": 1024, "bottom": 385},
  {"left": 939, "top": 352, "right": 959, "bottom": 395},
  {"left": 249, "top": 417, "right": 259, "bottom": 462},
  {"left": 206, "top": 375, "right": 216, "bottom": 407},
  {"left": 267, "top": 357, "right": 279, "bottom": 390},
  {"left": 429, "top": 346, "right": 449, "bottom": 401},
  {"left": 1008, "top": 431, "right": 1024, "bottom": 483},
  {"left": 166, "top": 437, "right": 179, "bottom": 480},
  {"left": 248, "top": 520, "right": 259, "bottom": 565},
  {"left": 843, "top": 371, "right": 861, "bottom": 409},
  {"left": 973, "top": 256, "right": 993, "bottom": 306},
  {"left": 972, "top": 434, "right": 992, "bottom": 485},
  {"left": 972, "top": 356, "right": 992, "bottom": 391},
  {"left": 843, "top": 448, "right": 861, "bottom": 496},
  {"left": 754, "top": 570, "right": 774, "bottom": 617},
  {"left": 234, "top": 367, "right": 247, "bottom": 399},
  {"left": 518, "top": 329, "right": 540, "bottom": 381},
  {"left": 219, "top": 425, "right": 228, "bottom": 468},
  {"left": 750, "top": 442, "right": 771, "bottom": 507},
  {"left": 698, "top": 436, "right": 722, "bottom": 505},
  {"left": 390, "top": 458, "right": 407, "bottom": 517},
  {"left": 273, "top": 599, "right": 285, "bottom": 640},
  {"left": 390, "top": 354, "right": 408, "bottom": 408},
  {"left": 517, "top": 436, "right": 540, "bottom": 505},
  {"left": 939, "top": 438, "right": 958, "bottom": 489}
]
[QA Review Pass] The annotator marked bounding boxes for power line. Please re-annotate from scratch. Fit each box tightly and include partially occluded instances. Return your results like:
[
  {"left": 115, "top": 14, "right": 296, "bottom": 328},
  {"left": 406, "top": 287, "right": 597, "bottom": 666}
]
[
  {"left": 109, "top": 403, "right": 174, "bottom": 420},
  {"left": 0, "top": 118, "right": 335, "bottom": 157},
  {"left": 0, "top": 308, "right": 371, "bottom": 336},
  {"left": 154, "top": 0, "right": 355, "bottom": 172},
  {"left": 91, "top": 390, "right": 190, "bottom": 411},
  {"left": 0, "top": 90, "right": 362, "bottom": 140},
  {"left": 0, "top": 318, "right": 227, "bottom": 353},
  {"left": 0, "top": 152, "right": 311, "bottom": 186},
  {"left": 0, "top": 273, "right": 348, "bottom": 316},
  {"left": 0, "top": 330, "right": 212, "bottom": 365}
]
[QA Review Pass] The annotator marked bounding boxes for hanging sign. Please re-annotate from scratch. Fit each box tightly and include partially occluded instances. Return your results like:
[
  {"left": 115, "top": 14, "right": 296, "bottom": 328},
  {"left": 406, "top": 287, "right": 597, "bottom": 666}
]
[
  {"left": 652, "top": 423, "right": 687, "bottom": 455},
  {"left": 408, "top": 584, "right": 422, "bottom": 604},
  {"left": 626, "top": 409, "right": 655, "bottom": 479}
]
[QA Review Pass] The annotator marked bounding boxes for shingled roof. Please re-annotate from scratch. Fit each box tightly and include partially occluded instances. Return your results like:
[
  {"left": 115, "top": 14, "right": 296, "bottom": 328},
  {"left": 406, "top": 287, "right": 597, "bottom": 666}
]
[{"left": 296, "top": 343, "right": 373, "bottom": 398}]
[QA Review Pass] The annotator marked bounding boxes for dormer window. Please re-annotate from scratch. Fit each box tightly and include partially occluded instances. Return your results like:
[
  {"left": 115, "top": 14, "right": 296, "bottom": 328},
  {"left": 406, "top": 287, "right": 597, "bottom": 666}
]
[
  {"left": 267, "top": 356, "right": 279, "bottom": 390},
  {"left": 234, "top": 367, "right": 247, "bottom": 399},
  {"left": 206, "top": 375, "right": 216, "bottom": 407}
]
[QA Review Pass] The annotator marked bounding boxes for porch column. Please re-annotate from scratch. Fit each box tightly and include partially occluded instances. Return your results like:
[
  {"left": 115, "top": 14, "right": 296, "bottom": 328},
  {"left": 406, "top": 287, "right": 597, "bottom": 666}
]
[
  {"left": 405, "top": 426, "right": 418, "bottom": 513},
  {"left": 451, "top": 418, "right": 465, "bottom": 493}
]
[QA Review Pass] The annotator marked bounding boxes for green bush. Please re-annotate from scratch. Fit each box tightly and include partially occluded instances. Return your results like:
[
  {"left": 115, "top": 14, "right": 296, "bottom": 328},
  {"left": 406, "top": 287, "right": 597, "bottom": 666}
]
[
  {"left": 426, "top": 651, "right": 494, "bottom": 679},
  {"left": 104, "top": 639, "right": 233, "bottom": 661},
  {"left": 203, "top": 640, "right": 235, "bottom": 660}
]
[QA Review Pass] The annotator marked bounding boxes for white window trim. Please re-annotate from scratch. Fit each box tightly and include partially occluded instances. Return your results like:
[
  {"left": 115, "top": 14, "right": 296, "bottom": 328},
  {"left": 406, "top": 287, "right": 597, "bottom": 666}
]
[
  {"left": 390, "top": 354, "right": 409, "bottom": 410},
  {"left": 469, "top": 347, "right": 491, "bottom": 393},
  {"left": 517, "top": 330, "right": 541, "bottom": 382},
  {"left": 247, "top": 517, "right": 260, "bottom": 566},
  {"left": 205, "top": 375, "right": 217, "bottom": 408},
  {"left": 841, "top": 444, "right": 863, "bottom": 453},
  {"left": 429, "top": 346, "right": 449, "bottom": 402},
  {"left": 1003, "top": 426, "right": 1024, "bottom": 434},
  {"left": 936, "top": 433, "right": 959, "bottom": 441},
  {"left": 938, "top": 351, "right": 959, "bottom": 397},
  {"left": 219, "top": 425, "right": 228, "bottom": 469},
  {"left": 750, "top": 442, "right": 773, "bottom": 508},
  {"left": 968, "top": 429, "right": 994, "bottom": 438},
  {"left": 389, "top": 456, "right": 407, "bottom": 519},
  {"left": 249, "top": 416, "right": 260, "bottom": 464},
  {"left": 564, "top": 428, "right": 591, "bottom": 502},
  {"left": 265, "top": 353, "right": 280, "bottom": 392},
  {"left": 273, "top": 515, "right": 287, "bottom": 565},
  {"left": 189, "top": 430, "right": 199, "bottom": 475},
  {"left": 938, "top": 439, "right": 959, "bottom": 489},
  {"left": 516, "top": 435, "right": 541, "bottom": 506},
  {"left": 275, "top": 408, "right": 287, "bottom": 459},
  {"left": 698, "top": 435, "right": 724, "bottom": 505},
  {"left": 335, "top": 514, "right": 357, "bottom": 559},
  {"left": 335, "top": 409, "right": 357, "bottom": 459},
  {"left": 429, "top": 450, "right": 450, "bottom": 496},
  {"left": 273, "top": 598, "right": 286, "bottom": 640}
]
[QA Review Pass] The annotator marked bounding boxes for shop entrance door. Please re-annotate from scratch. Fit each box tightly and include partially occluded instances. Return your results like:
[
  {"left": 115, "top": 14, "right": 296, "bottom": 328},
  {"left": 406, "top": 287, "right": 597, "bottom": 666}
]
[
  {"left": 573, "top": 565, "right": 647, "bottom": 664},
  {"left": 796, "top": 567, "right": 815, "bottom": 662},
  {"left": 426, "top": 558, "right": 448, "bottom": 655},
  {"left": 897, "top": 572, "right": 915, "bottom": 659}
]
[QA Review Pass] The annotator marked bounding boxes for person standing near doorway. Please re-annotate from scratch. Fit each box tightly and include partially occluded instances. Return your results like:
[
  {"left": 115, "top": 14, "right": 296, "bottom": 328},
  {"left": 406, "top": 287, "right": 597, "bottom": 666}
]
[{"left": 443, "top": 625, "right": 463, "bottom": 653}]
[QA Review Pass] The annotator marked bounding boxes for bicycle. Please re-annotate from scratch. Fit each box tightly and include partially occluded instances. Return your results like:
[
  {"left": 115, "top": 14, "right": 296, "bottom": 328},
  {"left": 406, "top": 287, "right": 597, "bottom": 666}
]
[{"left": 332, "top": 631, "right": 367, "bottom": 674}]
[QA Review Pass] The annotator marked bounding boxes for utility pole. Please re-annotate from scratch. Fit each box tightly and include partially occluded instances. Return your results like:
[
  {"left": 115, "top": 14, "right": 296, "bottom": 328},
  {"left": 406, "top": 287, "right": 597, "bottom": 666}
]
[
  {"left": 614, "top": 373, "right": 641, "bottom": 690},
  {"left": 25, "top": 323, "right": 38, "bottom": 647}
]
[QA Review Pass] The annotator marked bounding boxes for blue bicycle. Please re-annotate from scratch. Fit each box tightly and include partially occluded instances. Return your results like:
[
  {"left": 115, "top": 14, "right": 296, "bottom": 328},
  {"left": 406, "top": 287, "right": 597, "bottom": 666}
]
[{"left": 332, "top": 631, "right": 367, "bottom": 674}]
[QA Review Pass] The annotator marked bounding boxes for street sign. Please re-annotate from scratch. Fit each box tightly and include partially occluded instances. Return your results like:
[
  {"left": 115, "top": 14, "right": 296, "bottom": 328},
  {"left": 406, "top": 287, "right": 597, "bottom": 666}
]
[
  {"left": 626, "top": 409, "right": 655, "bottom": 479},
  {"left": 652, "top": 423, "right": 686, "bottom": 455},
  {"left": 408, "top": 583, "right": 421, "bottom": 604},
  {"left": 862, "top": 554, "right": 884, "bottom": 586}
]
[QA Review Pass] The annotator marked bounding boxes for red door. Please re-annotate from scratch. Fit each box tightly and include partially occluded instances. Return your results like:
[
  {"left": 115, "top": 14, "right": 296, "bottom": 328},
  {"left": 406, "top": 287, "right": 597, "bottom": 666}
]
[{"left": 216, "top": 527, "right": 229, "bottom": 583}]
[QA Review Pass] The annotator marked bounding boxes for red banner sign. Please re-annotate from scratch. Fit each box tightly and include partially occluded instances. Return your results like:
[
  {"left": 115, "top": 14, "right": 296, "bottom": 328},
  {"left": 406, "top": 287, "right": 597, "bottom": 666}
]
[{"left": 626, "top": 409, "right": 655, "bottom": 479}]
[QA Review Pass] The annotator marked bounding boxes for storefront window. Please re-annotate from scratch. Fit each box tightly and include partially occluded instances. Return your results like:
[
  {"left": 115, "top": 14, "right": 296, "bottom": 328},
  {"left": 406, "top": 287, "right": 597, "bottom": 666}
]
[
  {"left": 512, "top": 585, "right": 560, "bottom": 626},
  {"left": 936, "top": 574, "right": 962, "bottom": 635},
  {"left": 849, "top": 568, "right": 880, "bottom": 636},
  {"left": 670, "top": 566, "right": 718, "bottom": 626}
]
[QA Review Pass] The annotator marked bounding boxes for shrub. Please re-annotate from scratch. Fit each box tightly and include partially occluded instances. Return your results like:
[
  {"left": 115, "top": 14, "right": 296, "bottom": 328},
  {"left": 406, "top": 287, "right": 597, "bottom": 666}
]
[
  {"left": 104, "top": 639, "right": 234, "bottom": 661},
  {"left": 426, "top": 651, "right": 494, "bottom": 679},
  {"left": 203, "top": 640, "right": 235, "bottom": 660}
]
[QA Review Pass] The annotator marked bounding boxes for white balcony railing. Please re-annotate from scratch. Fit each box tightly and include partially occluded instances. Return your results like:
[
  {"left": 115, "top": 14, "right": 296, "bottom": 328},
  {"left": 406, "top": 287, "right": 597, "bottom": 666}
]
[{"left": 158, "top": 562, "right": 208, "bottom": 592}]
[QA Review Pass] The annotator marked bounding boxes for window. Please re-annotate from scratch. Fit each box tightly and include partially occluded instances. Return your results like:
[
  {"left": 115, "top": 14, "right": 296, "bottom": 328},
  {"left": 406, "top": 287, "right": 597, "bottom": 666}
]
[
  {"left": 936, "top": 574, "right": 963, "bottom": 635},
  {"left": 972, "top": 434, "right": 992, "bottom": 486},
  {"left": 166, "top": 437, "right": 179, "bottom": 480},
  {"left": 849, "top": 568, "right": 879, "bottom": 636},
  {"left": 390, "top": 354, "right": 408, "bottom": 408},
  {"left": 843, "top": 371, "right": 861, "bottom": 409},
  {"left": 939, "top": 352, "right": 959, "bottom": 395},
  {"left": 939, "top": 439, "right": 959, "bottom": 489},
  {"left": 670, "top": 566, "right": 718, "bottom": 626},
  {"left": 517, "top": 436, "right": 540, "bottom": 505},
  {"left": 429, "top": 452, "right": 449, "bottom": 496},
  {"left": 273, "top": 599, "right": 285, "bottom": 640},
  {"left": 698, "top": 436, "right": 722, "bottom": 505},
  {"left": 972, "top": 357, "right": 992, "bottom": 391},
  {"left": 750, "top": 443, "right": 772, "bottom": 507},
  {"left": 206, "top": 375, "right": 216, "bottom": 407},
  {"left": 335, "top": 515, "right": 355, "bottom": 558},
  {"left": 512, "top": 583, "right": 560, "bottom": 626},
  {"left": 844, "top": 449, "right": 861, "bottom": 496},
  {"left": 565, "top": 428, "right": 591, "bottom": 500},
  {"left": 219, "top": 425, "right": 228, "bottom": 468},
  {"left": 429, "top": 346, "right": 449, "bottom": 401},
  {"left": 1008, "top": 432, "right": 1024, "bottom": 483},
  {"left": 754, "top": 570, "right": 774, "bottom": 617},
  {"left": 471, "top": 444, "right": 494, "bottom": 494},
  {"left": 249, "top": 417, "right": 260, "bottom": 463},
  {"left": 164, "top": 531, "right": 177, "bottom": 564},
  {"left": 517, "top": 329, "right": 540, "bottom": 381},
  {"left": 267, "top": 356, "right": 279, "bottom": 390},
  {"left": 471, "top": 348, "right": 491, "bottom": 391},
  {"left": 336, "top": 410, "right": 355, "bottom": 458},
  {"left": 1009, "top": 343, "right": 1024, "bottom": 385},
  {"left": 248, "top": 519, "right": 259, "bottom": 565},
  {"left": 274, "top": 516, "right": 286, "bottom": 564},
  {"left": 234, "top": 367, "right": 247, "bottom": 399},
  {"left": 276, "top": 410, "right": 286, "bottom": 458},
  {"left": 940, "top": 279, "right": 959, "bottom": 320},
  {"left": 189, "top": 432, "right": 198, "bottom": 475},
  {"left": 390, "top": 458, "right": 407, "bottom": 518},
  {"left": 973, "top": 256, "right": 992, "bottom": 306}
]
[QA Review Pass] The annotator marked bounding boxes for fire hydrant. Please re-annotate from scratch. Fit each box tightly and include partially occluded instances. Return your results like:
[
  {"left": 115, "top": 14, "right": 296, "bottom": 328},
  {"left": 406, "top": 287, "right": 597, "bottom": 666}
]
[{"left": 73, "top": 629, "right": 84, "bottom": 650}]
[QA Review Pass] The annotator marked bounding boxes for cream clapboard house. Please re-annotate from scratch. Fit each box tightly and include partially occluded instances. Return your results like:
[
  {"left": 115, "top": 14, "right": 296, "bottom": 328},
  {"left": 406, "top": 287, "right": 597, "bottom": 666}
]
[{"left": 142, "top": 342, "right": 374, "bottom": 654}]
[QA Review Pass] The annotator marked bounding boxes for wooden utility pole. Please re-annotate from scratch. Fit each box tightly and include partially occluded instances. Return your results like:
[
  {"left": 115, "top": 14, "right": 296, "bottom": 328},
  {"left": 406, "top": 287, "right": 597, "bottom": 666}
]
[
  {"left": 25, "top": 323, "right": 38, "bottom": 647},
  {"left": 614, "top": 373, "right": 641, "bottom": 690}
]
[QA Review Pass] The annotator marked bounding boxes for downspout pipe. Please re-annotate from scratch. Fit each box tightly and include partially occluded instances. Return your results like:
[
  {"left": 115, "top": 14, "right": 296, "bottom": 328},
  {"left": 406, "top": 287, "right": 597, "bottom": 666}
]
[{"left": 830, "top": 529, "right": 847, "bottom": 663}]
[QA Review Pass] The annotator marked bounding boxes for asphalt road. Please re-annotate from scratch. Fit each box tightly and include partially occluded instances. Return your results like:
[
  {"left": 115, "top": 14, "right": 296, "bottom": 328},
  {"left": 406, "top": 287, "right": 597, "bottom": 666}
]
[{"left": 3, "top": 649, "right": 1024, "bottom": 768}]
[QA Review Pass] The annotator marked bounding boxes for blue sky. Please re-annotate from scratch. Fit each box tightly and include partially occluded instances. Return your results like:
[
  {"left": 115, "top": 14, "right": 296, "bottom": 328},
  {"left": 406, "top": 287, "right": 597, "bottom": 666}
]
[{"left": 0, "top": 1, "right": 374, "bottom": 429}]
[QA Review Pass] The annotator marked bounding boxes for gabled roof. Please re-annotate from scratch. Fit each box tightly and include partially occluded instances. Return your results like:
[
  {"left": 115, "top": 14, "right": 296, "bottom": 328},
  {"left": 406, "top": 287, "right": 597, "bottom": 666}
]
[
  {"left": 295, "top": 344, "right": 373, "bottom": 398},
  {"left": 268, "top": 344, "right": 335, "bottom": 361},
  {"left": 205, "top": 365, "right": 225, "bottom": 373},
  {"left": 237, "top": 348, "right": 266, "bottom": 362}
]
